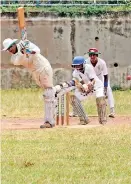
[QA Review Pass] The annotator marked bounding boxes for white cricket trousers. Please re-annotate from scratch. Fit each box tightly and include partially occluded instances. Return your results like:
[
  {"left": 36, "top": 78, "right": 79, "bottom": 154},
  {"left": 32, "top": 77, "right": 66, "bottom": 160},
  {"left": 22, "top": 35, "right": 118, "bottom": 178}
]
[{"left": 107, "top": 85, "right": 115, "bottom": 109}]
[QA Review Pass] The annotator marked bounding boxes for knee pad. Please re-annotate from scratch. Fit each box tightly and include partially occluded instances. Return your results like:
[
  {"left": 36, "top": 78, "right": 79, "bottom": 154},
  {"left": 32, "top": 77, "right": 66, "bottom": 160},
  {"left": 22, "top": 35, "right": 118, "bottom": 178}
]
[{"left": 44, "top": 88, "right": 56, "bottom": 101}]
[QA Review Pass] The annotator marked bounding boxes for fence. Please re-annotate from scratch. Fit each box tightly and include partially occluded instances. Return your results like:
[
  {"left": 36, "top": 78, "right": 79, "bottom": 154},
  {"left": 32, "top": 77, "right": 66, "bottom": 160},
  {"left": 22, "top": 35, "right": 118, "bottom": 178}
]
[{"left": 1, "top": 0, "right": 130, "bottom": 6}]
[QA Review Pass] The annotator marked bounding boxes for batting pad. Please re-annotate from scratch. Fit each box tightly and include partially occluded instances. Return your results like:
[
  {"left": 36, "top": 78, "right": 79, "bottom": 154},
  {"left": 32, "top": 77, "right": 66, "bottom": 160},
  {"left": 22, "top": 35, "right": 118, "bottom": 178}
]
[
  {"left": 70, "top": 95, "right": 88, "bottom": 122},
  {"left": 43, "top": 88, "right": 56, "bottom": 126},
  {"left": 96, "top": 97, "right": 107, "bottom": 124}
]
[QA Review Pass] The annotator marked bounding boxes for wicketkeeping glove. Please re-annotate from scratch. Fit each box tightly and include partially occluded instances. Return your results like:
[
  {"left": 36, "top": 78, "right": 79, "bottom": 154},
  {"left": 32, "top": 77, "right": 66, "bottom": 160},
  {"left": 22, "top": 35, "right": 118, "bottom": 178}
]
[{"left": 82, "top": 82, "right": 94, "bottom": 93}]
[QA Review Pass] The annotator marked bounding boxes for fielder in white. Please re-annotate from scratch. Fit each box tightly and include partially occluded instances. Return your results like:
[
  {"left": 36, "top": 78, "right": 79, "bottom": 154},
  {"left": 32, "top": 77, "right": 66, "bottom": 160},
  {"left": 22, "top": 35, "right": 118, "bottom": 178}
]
[
  {"left": 85, "top": 48, "right": 115, "bottom": 118},
  {"left": 2, "top": 38, "right": 56, "bottom": 128}
]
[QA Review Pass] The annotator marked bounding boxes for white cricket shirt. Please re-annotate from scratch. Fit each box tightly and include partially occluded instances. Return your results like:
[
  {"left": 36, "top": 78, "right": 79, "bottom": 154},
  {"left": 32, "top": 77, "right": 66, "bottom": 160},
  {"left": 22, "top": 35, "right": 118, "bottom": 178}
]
[
  {"left": 10, "top": 41, "right": 53, "bottom": 88},
  {"left": 72, "top": 64, "right": 103, "bottom": 90},
  {"left": 85, "top": 57, "right": 108, "bottom": 82}
]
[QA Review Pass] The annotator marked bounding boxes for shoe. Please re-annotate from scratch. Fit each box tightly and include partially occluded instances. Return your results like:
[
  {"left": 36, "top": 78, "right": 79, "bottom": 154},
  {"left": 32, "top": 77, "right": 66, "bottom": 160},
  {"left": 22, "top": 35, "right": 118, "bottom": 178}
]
[
  {"left": 40, "top": 121, "right": 53, "bottom": 128},
  {"left": 109, "top": 108, "right": 115, "bottom": 118},
  {"left": 109, "top": 113, "right": 115, "bottom": 118},
  {"left": 69, "top": 112, "right": 78, "bottom": 117},
  {"left": 79, "top": 119, "right": 90, "bottom": 125},
  {"left": 99, "top": 120, "right": 107, "bottom": 125}
]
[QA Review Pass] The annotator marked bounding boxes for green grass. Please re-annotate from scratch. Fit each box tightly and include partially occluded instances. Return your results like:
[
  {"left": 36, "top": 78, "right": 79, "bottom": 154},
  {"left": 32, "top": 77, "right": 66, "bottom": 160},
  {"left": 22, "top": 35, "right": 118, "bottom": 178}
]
[
  {"left": 1, "top": 88, "right": 131, "bottom": 118},
  {"left": 1, "top": 125, "right": 131, "bottom": 184},
  {"left": 1, "top": 89, "right": 131, "bottom": 183},
  {"left": 84, "top": 90, "right": 131, "bottom": 116}
]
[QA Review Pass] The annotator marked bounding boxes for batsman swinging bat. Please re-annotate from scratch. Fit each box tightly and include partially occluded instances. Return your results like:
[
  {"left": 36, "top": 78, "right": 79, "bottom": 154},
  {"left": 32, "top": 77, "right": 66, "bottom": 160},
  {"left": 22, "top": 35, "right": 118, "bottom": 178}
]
[{"left": 17, "top": 7, "right": 27, "bottom": 41}]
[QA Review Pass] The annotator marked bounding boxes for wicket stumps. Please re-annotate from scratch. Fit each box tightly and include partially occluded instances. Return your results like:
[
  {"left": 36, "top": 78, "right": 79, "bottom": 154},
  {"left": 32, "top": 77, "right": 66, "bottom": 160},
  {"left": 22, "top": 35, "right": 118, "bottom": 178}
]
[{"left": 56, "top": 93, "right": 70, "bottom": 126}]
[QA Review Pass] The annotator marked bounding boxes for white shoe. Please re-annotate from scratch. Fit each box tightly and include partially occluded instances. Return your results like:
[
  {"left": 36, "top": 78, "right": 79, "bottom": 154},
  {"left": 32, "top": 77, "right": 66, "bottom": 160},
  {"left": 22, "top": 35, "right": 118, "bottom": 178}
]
[
  {"left": 69, "top": 112, "right": 78, "bottom": 117},
  {"left": 109, "top": 108, "right": 115, "bottom": 118}
]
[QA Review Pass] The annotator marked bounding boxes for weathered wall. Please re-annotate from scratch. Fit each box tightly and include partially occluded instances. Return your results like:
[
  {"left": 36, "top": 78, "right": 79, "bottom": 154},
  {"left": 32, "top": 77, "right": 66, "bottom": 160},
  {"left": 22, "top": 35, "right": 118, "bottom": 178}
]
[{"left": 1, "top": 13, "right": 131, "bottom": 89}]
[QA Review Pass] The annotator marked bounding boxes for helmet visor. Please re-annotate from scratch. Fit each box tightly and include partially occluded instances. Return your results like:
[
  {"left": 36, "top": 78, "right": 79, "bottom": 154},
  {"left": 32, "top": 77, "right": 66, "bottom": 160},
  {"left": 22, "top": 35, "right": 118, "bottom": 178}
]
[{"left": 71, "top": 64, "right": 84, "bottom": 72}]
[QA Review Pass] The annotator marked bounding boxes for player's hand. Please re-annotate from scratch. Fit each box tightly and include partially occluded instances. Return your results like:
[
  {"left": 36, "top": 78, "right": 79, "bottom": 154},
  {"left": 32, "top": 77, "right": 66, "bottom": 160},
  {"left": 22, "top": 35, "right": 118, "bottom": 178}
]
[
  {"left": 82, "top": 82, "right": 94, "bottom": 93},
  {"left": 87, "top": 82, "right": 94, "bottom": 92},
  {"left": 30, "top": 51, "right": 36, "bottom": 54},
  {"left": 19, "top": 40, "right": 25, "bottom": 49},
  {"left": 53, "top": 85, "right": 62, "bottom": 94},
  {"left": 74, "top": 79, "right": 84, "bottom": 92},
  {"left": 53, "top": 82, "right": 69, "bottom": 94}
]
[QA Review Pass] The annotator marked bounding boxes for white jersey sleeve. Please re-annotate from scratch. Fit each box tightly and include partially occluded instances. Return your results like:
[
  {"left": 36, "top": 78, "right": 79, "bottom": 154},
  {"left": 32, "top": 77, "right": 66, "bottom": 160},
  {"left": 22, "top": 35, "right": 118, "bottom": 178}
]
[
  {"left": 72, "top": 69, "right": 83, "bottom": 82},
  {"left": 101, "top": 59, "right": 108, "bottom": 76},
  {"left": 28, "top": 41, "right": 40, "bottom": 54}
]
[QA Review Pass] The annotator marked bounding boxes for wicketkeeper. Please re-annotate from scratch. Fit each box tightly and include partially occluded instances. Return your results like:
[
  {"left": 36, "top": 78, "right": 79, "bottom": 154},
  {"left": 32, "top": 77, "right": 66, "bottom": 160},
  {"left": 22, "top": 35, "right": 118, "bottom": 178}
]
[
  {"left": 54, "top": 56, "right": 107, "bottom": 125},
  {"left": 2, "top": 38, "right": 56, "bottom": 128}
]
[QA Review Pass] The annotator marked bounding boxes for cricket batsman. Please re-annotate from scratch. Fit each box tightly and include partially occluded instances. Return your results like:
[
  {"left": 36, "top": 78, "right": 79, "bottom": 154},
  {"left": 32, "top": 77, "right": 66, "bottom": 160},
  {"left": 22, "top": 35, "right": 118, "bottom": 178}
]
[{"left": 2, "top": 38, "right": 56, "bottom": 128}]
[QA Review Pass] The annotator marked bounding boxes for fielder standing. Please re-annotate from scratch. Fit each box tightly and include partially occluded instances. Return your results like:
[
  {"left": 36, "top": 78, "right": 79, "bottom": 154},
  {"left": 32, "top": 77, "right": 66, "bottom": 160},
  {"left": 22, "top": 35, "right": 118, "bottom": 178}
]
[
  {"left": 2, "top": 38, "right": 56, "bottom": 128},
  {"left": 85, "top": 48, "right": 115, "bottom": 118}
]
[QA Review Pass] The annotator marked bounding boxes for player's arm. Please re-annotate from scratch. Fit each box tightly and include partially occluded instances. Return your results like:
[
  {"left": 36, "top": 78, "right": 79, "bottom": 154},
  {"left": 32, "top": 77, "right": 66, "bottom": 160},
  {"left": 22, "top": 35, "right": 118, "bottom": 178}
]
[
  {"left": 81, "top": 65, "right": 95, "bottom": 92},
  {"left": 104, "top": 74, "right": 108, "bottom": 87},
  {"left": 18, "top": 40, "right": 40, "bottom": 54},
  {"left": 102, "top": 60, "right": 108, "bottom": 87},
  {"left": 28, "top": 42, "right": 40, "bottom": 54},
  {"left": 54, "top": 70, "right": 82, "bottom": 93},
  {"left": 102, "top": 60, "right": 108, "bottom": 97},
  {"left": 17, "top": 7, "right": 40, "bottom": 55}
]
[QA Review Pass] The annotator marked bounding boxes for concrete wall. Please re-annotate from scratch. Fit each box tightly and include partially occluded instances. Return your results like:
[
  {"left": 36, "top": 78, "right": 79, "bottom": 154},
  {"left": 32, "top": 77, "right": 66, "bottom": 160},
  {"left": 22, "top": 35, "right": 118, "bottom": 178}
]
[{"left": 1, "top": 13, "right": 131, "bottom": 89}]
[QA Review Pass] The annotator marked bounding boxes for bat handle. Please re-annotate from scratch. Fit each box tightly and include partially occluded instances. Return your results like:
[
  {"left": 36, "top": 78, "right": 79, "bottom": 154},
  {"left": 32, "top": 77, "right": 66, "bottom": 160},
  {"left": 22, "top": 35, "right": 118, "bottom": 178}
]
[{"left": 21, "top": 28, "right": 27, "bottom": 41}]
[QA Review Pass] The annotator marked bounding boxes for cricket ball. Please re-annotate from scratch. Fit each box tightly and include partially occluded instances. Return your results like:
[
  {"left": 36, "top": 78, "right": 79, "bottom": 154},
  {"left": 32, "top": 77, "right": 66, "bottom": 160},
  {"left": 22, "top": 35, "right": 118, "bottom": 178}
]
[{"left": 126, "top": 75, "right": 131, "bottom": 80}]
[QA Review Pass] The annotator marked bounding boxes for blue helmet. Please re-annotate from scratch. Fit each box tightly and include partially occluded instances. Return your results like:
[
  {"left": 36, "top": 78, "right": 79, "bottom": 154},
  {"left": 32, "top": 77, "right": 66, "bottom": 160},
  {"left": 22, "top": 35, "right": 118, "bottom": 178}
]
[
  {"left": 72, "top": 56, "right": 85, "bottom": 66},
  {"left": 72, "top": 56, "right": 85, "bottom": 73}
]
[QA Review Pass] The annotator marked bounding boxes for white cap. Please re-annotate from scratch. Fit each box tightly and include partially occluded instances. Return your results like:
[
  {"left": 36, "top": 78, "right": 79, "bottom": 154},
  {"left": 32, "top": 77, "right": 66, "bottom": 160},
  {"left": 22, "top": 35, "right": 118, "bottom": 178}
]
[{"left": 2, "top": 38, "right": 18, "bottom": 51}]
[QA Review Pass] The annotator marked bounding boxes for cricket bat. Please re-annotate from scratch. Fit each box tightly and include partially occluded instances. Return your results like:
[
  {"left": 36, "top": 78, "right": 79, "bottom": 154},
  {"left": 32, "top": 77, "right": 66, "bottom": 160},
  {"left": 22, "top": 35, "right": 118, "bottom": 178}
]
[
  {"left": 17, "top": 7, "right": 31, "bottom": 54},
  {"left": 17, "top": 7, "right": 27, "bottom": 41}
]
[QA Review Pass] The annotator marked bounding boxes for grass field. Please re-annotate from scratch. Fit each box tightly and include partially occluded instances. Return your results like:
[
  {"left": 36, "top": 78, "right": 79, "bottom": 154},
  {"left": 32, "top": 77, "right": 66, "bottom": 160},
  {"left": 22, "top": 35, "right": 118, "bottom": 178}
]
[
  {"left": 1, "top": 125, "right": 131, "bottom": 184},
  {"left": 1, "top": 88, "right": 131, "bottom": 118},
  {"left": 1, "top": 89, "right": 131, "bottom": 184}
]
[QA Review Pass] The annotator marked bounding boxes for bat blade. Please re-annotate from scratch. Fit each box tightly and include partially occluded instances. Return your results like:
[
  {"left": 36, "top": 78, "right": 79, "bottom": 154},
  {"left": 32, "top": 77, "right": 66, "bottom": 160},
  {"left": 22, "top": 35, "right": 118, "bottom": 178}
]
[
  {"left": 17, "top": 7, "right": 25, "bottom": 29},
  {"left": 17, "top": 7, "right": 27, "bottom": 40}
]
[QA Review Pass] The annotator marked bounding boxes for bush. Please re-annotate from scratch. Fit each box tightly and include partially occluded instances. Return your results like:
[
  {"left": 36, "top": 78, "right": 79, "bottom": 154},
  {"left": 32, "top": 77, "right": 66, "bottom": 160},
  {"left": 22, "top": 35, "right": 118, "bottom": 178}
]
[{"left": 112, "top": 85, "right": 122, "bottom": 91}]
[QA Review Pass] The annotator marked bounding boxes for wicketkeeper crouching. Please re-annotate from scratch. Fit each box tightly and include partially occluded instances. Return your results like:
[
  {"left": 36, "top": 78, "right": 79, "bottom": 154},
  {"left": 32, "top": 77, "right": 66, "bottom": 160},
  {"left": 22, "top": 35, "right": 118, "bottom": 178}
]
[
  {"left": 54, "top": 56, "right": 107, "bottom": 125},
  {"left": 2, "top": 38, "right": 56, "bottom": 129}
]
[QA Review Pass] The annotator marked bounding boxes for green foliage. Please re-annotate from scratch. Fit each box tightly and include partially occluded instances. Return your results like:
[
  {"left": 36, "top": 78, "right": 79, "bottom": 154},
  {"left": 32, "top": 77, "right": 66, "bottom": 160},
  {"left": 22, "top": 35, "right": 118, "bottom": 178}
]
[
  {"left": 1, "top": 4, "right": 131, "bottom": 17},
  {"left": 112, "top": 85, "right": 122, "bottom": 91}
]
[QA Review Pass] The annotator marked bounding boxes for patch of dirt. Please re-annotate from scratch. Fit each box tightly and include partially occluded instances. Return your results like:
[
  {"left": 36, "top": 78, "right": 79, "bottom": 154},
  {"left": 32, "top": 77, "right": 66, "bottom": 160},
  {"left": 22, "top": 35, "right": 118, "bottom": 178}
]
[{"left": 1, "top": 116, "right": 131, "bottom": 130}]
